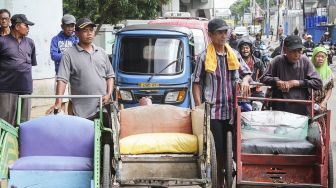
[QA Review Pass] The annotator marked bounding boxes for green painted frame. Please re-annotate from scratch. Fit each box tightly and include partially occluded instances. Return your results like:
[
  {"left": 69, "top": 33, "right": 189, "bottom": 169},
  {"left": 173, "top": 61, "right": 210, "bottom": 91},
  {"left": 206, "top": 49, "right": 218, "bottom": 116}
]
[{"left": 15, "top": 95, "right": 105, "bottom": 188}]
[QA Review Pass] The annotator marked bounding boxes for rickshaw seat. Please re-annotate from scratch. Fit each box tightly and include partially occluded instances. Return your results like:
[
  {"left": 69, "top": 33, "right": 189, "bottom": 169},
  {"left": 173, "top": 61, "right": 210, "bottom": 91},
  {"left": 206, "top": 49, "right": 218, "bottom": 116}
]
[
  {"left": 119, "top": 104, "right": 192, "bottom": 138},
  {"left": 242, "top": 138, "right": 315, "bottom": 155},
  {"left": 241, "top": 111, "right": 314, "bottom": 155},
  {"left": 8, "top": 115, "right": 94, "bottom": 187},
  {"left": 10, "top": 115, "right": 94, "bottom": 170},
  {"left": 119, "top": 105, "right": 198, "bottom": 154}
]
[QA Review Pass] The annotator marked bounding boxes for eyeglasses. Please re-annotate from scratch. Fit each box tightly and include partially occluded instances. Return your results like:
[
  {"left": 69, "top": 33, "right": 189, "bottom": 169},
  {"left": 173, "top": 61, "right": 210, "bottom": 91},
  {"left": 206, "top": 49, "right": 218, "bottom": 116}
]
[{"left": 0, "top": 17, "right": 9, "bottom": 21}]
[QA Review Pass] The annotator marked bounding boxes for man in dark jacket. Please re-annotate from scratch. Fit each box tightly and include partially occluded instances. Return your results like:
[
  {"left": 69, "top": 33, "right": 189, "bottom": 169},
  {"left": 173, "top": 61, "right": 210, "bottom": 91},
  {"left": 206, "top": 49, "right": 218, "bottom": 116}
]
[
  {"left": 303, "top": 35, "right": 315, "bottom": 49},
  {"left": 261, "top": 35, "right": 322, "bottom": 115},
  {"left": 0, "top": 14, "right": 36, "bottom": 125}
]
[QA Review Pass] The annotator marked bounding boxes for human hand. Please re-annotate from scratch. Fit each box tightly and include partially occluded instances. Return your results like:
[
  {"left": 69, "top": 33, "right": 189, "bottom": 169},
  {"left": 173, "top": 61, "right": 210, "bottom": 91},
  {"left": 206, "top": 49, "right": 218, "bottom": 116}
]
[
  {"left": 102, "top": 94, "right": 111, "bottom": 105},
  {"left": 319, "top": 102, "right": 327, "bottom": 112},
  {"left": 241, "top": 80, "right": 251, "bottom": 98},
  {"left": 287, "top": 80, "right": 300, "bottom": 89},
  {"left": 45, "top": 101, "right": 62, "bottom": 115},
  {"left": 276, "top": 80, "right": 289, "bottom": 92}
]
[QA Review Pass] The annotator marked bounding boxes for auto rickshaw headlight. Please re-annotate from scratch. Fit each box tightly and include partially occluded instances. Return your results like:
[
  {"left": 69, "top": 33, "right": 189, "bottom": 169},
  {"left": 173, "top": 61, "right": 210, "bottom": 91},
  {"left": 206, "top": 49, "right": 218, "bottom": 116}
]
[
  {"left": 119, "top": 90, "right": 133, "bottom": 101},
  {"left": 164, "top": 90, "right": 186, "bottom": 103}
]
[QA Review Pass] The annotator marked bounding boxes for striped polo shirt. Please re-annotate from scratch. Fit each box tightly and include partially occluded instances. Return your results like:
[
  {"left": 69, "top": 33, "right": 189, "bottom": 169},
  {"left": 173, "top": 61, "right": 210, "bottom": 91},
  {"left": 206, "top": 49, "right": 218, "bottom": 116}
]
[{"left": 192, "top": 49, "right": 251, "bottom": 120}]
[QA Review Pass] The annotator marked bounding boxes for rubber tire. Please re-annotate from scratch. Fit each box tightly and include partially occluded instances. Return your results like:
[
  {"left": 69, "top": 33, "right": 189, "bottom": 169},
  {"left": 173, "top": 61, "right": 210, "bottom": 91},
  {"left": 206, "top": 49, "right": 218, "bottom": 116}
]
[
  {"left": 209, "top": 132, "right": 217, "bottom": 188},
  {"left": 103, "top": 144, "right": 111, "bottom": 188},
  {"left": 329, "top": 144, "right": 334, "bottom": 188},
  {"left": 225, "top": 131, "right": 233, "bottom": 188}
]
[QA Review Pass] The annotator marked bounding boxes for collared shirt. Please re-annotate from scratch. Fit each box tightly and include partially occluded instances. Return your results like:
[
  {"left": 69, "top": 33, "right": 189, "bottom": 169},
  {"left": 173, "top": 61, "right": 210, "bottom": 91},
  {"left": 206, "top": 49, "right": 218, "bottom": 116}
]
[
  {"left": 57, "top": 44, "right": 115, "bottom": 118},
  {"left": 0, "top": 34, "right": 37, "bottom": 94},
  {"left": 192, "top": 49, "right": 251, "bottom": 120}
]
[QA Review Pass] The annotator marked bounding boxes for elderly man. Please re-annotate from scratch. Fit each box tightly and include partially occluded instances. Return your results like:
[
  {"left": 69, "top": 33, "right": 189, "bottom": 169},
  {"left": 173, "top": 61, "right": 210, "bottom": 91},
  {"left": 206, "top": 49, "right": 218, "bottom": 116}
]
[
  {"left": 0, "top": 14, "right": 36, "bottom": 125},
  {"left": 260, "top": 35, "right": 322, "bottom": 115},
  {"left": 192, "top": 18, "right": 251, "bottom": 188},
  {"left": 0, "top": 9, "right": 11, "bottom": 36}
]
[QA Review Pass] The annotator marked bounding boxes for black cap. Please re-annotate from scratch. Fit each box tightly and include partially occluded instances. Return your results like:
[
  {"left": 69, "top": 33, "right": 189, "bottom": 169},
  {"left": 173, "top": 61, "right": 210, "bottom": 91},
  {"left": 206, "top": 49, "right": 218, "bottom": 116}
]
[
  {"left": 75, "top": 18, "right": 96, "bottom": 31},
  {"left": 284, "top": 35, "right": 304, "bottom": 50},
  {"left": 208, "top": 18, "right": 230, "bottom": 32},
  {"left": 11, "top": 14, "right": 34, "bottom": 26}
]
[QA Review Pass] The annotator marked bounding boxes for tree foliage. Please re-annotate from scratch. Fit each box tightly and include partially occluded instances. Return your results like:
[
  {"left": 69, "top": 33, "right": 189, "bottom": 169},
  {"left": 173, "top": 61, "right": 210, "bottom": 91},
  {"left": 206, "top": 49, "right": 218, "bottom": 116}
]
[
  {"left": 230, "top": 0, "right": 275, "bottom": 20},
  {"left": 63, "top": 0, "right": 170, "bottom": 32}
]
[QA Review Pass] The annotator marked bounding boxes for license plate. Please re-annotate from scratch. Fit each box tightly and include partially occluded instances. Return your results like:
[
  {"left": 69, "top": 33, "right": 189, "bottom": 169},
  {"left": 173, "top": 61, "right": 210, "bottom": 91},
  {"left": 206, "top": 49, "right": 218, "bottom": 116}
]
[{"left": 138, "top": 82, "right": 159, "bottom": 87}]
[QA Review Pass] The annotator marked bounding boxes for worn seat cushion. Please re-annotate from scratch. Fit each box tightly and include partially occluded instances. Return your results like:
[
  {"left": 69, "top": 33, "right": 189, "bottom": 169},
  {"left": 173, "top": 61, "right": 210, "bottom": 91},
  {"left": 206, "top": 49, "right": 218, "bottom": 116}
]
[
  {"left": 242, "top": 138, "right": 316, "bottom": 155},
  {"left": 10, "top": 156, "right": 93, "bottom": 171},
  {"left": 19, "top": 115, "right": 94, "bottom": 157},
  {"left": 120, "top": 133, "right": 198, "bottom": 154},
  {"left": 119, "top": 105, "right": 192, "bottom": 138}
]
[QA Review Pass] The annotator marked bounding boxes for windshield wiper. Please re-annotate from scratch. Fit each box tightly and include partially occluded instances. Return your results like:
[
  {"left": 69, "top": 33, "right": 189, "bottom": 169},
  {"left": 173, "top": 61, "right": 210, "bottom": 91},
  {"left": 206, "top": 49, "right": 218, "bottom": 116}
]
[{"left": 147, "top": 58, "right": 183, "bottom": 82}]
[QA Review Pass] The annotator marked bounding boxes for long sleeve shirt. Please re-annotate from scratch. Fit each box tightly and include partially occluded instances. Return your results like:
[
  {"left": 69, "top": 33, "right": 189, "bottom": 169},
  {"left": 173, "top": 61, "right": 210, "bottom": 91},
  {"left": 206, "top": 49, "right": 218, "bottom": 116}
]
[{"left": 260, "top": 55, "right": 322, "bottom": 115}]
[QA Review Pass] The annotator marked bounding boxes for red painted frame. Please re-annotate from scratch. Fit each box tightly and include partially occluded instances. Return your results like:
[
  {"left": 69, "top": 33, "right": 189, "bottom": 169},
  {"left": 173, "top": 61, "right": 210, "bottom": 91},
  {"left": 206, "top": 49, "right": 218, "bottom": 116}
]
[{"left": 234, "top": 83, "right": 331, "bottom": 187}]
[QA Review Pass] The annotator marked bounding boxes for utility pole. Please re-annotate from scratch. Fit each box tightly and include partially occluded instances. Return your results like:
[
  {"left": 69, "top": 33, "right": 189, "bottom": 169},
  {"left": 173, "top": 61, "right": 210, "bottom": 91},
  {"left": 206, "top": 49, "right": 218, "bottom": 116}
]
[
  {"left": 266, "top": 0, "right": 270, "bottom": 38},
  {"left": 276, "top": 0, "right": 280, "bottom": 41},
  {"left": 303, "top": 0, "right": 305, "bottom": 31}
]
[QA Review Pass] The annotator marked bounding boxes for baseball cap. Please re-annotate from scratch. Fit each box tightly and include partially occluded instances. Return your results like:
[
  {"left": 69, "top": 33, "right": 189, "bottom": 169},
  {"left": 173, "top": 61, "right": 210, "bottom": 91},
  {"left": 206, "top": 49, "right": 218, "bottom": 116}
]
[
  {"left": 307, "top": 35, "right": 312, "bottom": 38},
  {"left": 62, "top": 14, "right": 76, "bottom": 25},
  {"left": 75, "top": 17, "right": 96, "bottom": 31},
  {"left": 284, "top": 35, "right": 304, "bottom": 50},
  {"left": 208, "top": 18, "right": 230, "bottom": 32},
  {"left": 11, "top": 14, "right": 34, "bottom": 26}
]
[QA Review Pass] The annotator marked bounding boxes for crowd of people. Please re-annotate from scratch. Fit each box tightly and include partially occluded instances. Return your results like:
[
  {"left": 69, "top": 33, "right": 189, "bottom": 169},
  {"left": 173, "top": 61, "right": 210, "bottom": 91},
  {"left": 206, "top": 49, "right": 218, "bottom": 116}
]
[{"left": 0, "top": 9, "right": 334, "bottom": 187}]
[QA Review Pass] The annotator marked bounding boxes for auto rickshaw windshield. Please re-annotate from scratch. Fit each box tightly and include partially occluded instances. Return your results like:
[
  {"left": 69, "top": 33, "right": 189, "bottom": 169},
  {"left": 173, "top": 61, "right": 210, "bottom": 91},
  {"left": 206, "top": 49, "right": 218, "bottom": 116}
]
[{"left": 119, "top": 37, "right": 184, "bottom": 74}]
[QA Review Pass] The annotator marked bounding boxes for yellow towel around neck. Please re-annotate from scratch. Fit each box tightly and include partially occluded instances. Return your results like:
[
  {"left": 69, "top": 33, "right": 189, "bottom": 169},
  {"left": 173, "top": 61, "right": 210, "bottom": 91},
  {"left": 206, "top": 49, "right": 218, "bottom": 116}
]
[{"left": 205, "top": 43, "right": 240, "bottom": 73}]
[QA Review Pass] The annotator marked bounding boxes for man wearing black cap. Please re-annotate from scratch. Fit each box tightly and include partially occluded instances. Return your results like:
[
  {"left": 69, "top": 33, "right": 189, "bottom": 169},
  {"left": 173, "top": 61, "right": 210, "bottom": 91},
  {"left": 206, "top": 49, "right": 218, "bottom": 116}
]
[
  {"left": 261, "top": 35, "right": 322, "bottom": 115},
  {"left": 0, "top": 14, "right": 36, "bottom": 125},
  {"left": 47, "top": 18, "right": 114, "bottom": 127},
  {"left": 192, "top": 18, "right": 251, "bottom": 187}
]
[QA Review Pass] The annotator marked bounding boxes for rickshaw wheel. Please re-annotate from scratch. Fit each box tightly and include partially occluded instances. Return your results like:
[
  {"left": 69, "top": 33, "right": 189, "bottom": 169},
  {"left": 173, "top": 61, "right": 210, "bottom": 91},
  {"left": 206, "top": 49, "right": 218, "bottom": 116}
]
[
  {"left": 225, "top": 131, "right": 233, "bottom": 188},
  {"left": 210, "top": 132, "right": 217, "bottom": 188},
  {"left": 103, "top": 144, "right": 111, "bottom": 188},
  {"left": 328, "top": 144, "right": 334, "bottom": 187}
]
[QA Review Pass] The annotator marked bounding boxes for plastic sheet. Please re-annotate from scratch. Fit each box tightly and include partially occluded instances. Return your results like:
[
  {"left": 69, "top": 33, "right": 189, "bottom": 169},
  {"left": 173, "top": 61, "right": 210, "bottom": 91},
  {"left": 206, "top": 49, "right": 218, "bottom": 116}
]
[{"left": 241, "top": 111, "right": 309, "bottom": 140}]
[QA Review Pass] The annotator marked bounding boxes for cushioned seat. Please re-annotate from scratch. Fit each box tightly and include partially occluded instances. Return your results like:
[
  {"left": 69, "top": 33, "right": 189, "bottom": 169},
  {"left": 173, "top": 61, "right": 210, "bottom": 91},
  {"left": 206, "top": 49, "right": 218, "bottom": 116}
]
[
  {"left": 8, "top": 115, "right": 94, "bottom": 187},
  {"left": 10, "top": 156, "right": 93, "bottom": 171},
  {"left": 242, "top": 138, "right": 316, "bottom": 155}
]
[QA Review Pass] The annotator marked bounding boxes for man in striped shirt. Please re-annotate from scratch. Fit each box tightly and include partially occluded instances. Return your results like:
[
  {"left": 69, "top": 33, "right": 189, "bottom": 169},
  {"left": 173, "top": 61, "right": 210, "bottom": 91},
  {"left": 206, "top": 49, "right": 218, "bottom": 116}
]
[{"left": 192, "top": 19, "right": 251, "bottom": 187}]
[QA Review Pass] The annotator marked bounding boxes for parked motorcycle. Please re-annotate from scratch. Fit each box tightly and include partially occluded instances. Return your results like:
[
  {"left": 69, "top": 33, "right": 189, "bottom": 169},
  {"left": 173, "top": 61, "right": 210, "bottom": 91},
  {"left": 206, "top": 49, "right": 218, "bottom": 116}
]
[
  {"left": 253, "top": 44, "right": 272, "bottom": 65},
  {"left": 304, "top": 47, "right": 314, "bottom": 59}
]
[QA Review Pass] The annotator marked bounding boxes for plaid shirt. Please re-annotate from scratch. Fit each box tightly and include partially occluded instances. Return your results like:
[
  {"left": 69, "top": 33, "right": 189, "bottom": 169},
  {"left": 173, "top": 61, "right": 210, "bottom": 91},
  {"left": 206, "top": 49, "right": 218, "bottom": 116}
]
[{"left": 192, "top": 49, "right": 251, "bottom": 120}]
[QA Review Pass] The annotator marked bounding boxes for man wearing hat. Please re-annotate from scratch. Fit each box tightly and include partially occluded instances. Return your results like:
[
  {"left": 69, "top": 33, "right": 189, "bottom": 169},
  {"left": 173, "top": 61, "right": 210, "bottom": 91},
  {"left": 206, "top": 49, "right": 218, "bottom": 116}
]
[
  {"left": 261, "top": 35, "right": 322, "bottom": 115},
  {"left": 192, "top": 18, "right": 251, "bottom": 187},
  {"left": 50, "top": 14, "right": 79, "bottom": 113},
  {"left": 303, "top": 35, "right": 315, "bottom": 49},
  {"left": 47, "top": 17, "right": 114, "bottom": 125},
  {"left": 0, "top": 14, "right": 36, "bottom": 125}
]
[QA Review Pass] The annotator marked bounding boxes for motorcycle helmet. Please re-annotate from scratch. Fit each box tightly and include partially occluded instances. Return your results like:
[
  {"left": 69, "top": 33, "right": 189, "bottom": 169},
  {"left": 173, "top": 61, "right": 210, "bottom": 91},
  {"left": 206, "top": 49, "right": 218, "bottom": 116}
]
[
  {"left": 238, "top": 37, "right": 253, "bottom": 50},
  {"left": 238, "top": 38, "right": 253, "bottom": 57}
]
